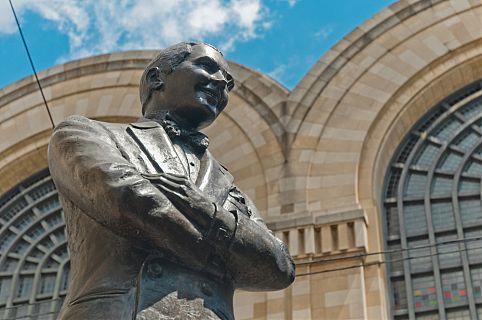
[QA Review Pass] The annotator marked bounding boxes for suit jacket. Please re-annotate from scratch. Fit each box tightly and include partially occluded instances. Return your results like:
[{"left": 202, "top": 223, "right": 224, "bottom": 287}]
[{"left": 48, "top": 115, "right": 295, "bottom": 320}]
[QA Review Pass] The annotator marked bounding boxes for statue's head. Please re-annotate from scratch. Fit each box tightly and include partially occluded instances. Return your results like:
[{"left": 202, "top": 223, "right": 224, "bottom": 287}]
[{"left": 139, "top": 42, "right": 234, "bottom": 130}]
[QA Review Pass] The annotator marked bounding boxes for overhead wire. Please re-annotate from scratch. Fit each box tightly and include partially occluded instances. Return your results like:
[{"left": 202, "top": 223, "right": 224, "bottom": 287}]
[
  {"left": 8, "top": 0, "right": 55, "bottom": 129},
  {"left": 296, "top": 234, "right": 482, "bottom": 265},
  {"left": 296, "top": 241, "right": 482, "bottom": 277},
  {"left": 2, "top": 241, "right": 481, "bottom": 314}
]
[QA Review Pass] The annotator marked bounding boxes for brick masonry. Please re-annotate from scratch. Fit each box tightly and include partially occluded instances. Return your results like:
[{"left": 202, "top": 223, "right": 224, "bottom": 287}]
[{"left": 1, "top": 1, "right": 482, "bottom": 318}]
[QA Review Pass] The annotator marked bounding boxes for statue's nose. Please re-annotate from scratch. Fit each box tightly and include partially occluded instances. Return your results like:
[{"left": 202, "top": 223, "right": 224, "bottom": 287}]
[{"left": 211, "top": 70, "right": 228, "bottom": 87}]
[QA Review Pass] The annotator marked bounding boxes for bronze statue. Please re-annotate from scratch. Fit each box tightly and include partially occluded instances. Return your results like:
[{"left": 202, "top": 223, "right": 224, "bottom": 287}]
[{"left": 48, "top": 42, "right": 295, "bottom": 320}]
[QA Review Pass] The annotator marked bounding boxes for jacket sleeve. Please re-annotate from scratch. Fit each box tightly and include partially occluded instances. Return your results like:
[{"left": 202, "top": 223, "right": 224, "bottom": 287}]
[
  {"left": 222, "top": 188, "right": 295, "bottom": 290},
  {"left": 48, "top": 115, "right": 210, "bottom": 268}
]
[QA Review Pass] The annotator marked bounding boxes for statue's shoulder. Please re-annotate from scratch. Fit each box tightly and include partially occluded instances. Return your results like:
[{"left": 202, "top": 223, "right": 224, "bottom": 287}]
[{"left": 56, "top": 115, "right": 127, "bottom": 132}]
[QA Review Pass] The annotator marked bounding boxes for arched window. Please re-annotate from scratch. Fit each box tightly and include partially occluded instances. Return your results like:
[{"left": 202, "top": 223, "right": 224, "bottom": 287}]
[
  {"left": 0, "top": 169, "right": 68, "bottom": 319},
  {"left": 384, "top": 81, "right": 482, "bottom": 319}
]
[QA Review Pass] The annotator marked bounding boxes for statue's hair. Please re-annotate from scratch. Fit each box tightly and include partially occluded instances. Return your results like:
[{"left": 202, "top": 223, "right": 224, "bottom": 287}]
[{"left": 139, "top": 42, "right": 223, "bottom": 114}]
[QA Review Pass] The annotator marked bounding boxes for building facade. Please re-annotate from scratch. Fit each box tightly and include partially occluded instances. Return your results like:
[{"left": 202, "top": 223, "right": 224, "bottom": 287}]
[{"left": 1, "top": 0, "right": 482, "bottom": 319}]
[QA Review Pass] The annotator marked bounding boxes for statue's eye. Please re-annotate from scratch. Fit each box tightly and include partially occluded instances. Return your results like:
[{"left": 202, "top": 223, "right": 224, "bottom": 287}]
[
  {"left": 226, "top": 74, "right": 235, "bottom": 91},
  {"left": 196, "top": 60, "right": 217, "bottom": 73}
]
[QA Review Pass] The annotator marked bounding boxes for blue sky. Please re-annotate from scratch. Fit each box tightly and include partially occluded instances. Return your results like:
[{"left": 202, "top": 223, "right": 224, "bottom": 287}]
[{"left": 0, "top": 0, "right": 396, "bottom": 91}]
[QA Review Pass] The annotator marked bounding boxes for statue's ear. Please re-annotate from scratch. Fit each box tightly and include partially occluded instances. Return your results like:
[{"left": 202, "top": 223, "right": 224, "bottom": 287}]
[{"left": 146, "top": 67, "right": 164, "bottom": 91}]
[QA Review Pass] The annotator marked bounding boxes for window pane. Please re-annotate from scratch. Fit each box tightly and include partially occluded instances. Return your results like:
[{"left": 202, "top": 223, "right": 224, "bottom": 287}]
[
  {"left": 455, "top": 132, "right": 479, "bottom": 151},
  {"left": 432, "top": 176, "right": 453, "bottom": 197},
  {"left": 416, "top": 143, "right": 440, "bottom": 167},
  {"left": 446, "top": 308, "right": 470, "bottom": 320},
  {"left": 405, "top": 173, "right": 427, "bottom": 198},
  {"left": 404, "top": 204, "right": 427, "bottom": 236},
  {"left": 459, "top": 178, "right": 480, "bottom": 194},
  {"left": 431, "top": 201, "right": 455, "bottom": 232},
  {"left": 471, "top": 266, "right": 482, "bottom": 302},
  {"left": 465, "top": 229, "right": 482, "bottom": 265},
  {"left": 459, "top": 199, "right": 482, "bottom": 227},
  {"left": 436, "top": 234, "right": 461, "bottom": 269},
  {"left": 409, "top": 239, "right": 432, "bottom": 273},
  {"left": 388, "top": 243, "right": 404, "bottom": 274},
  {"left": 439, "top": 152, "right": 463, "bottom": 172},
  {"left": 386, "top": 205, "right": 400, "bottom": 237},
  {"left": 416, "top": 313, "right": 439, "bottom": 320},
  {"left": 459, "top": 96, "right": 482, "bottom": 119},
  {"left": 412, "top": 275, "right": 438, "bottom": 310},
  {"left": 392, "top": 279, "right": 407, "bottom": 311},
  {"left": 464, "top": 160, "right": 482, "bottom": 176},
  {"left": 441, "top": 271, "right": 467, "bottom": 306},
  {"left": 434, "top": 118, "right": 462, "bottom": 141}
]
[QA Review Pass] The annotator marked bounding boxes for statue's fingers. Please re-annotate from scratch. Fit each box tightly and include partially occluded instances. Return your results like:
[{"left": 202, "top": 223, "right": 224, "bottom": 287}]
[
  {"left": 160, "top": 172, "right": 188, "bottom": 183},
  {"left": 157, "top": 184, "right": 187, "bottom": 201},
  {"left": 141, "top": 173, "right": 163, "bottom": 181},
  {"left": 157, "top": 176, "right": 182, "bottom": 189}
]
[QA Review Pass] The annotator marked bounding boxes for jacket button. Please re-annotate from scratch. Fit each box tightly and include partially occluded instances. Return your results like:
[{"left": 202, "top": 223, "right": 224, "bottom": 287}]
[
  {"left": 147, "top": 259, "right": 163, "bottom": 278},
  {"left": 201, "top": 282, "right": 212, "bottom": 296}
]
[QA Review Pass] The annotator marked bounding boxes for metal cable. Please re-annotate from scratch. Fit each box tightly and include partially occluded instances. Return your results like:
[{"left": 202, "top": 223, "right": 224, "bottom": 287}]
[{"left": 8, "top": 0, "right": 55, "bottom": 129}]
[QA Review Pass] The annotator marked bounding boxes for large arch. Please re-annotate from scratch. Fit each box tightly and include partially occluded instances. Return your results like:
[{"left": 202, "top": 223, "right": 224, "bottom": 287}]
[
  {"left": 0, "top": 49, "right": 290, "bottom": 319},
  {"left": 0, "top": 50, "right": 287, "bottom": 216},
  {"left": 2, "top": 1, "right": 482, "bottom": 318}
]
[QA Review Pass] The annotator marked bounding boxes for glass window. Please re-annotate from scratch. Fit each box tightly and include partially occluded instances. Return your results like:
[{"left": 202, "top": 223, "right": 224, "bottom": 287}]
[
  {"left": 459, "top": 96, "right": 482, "bottom": 119},
  {"left": 458, "top": 178, "right": 480, "bottom": 194},
  {"left": 432, "top": 176, "right": 453, "bottom": 197},
  {"left": 464, "top": 160, "right": 482, "bottom": 176},
  {"left": 404, "top": 204, "right": 427, "bottom": 236},
  {"left": 431, "top": 201, "right": 455, "bottom": 232},
  {"left": 12, "top": 211, "right": 35, "bottom": 231},
  {"left": 439, "top": 152, "right": 463, "bottom": 172},
  {"left": 38, "top": 275, "right": 56, "bottom": 295},
  {"left": 386, "top": 205, "right": 400, "bottom": 237},
  {"left": 384, "top": 86, "right": 482, "bottom": 317},
  {"left": 0, "top": 231, "right": 16, "bottom": 251},
  {"left": 392, "top": 279, "right": 408, "bottom": 311},
  {"left": 0, "top": 169, "right": 68, "bottom": 314},
  {"left": 434, "top": 119, "right": 462, "bottom": 141},
  {"left": 416, "top": 312, "right": 439, "bottom": 320},
  {"left": 441, "top": 271, "right": 467, "bottom": 305},
  {"left": 459, "top": 199, "right": 482, "bottom": 227},
  {"left": 1, "top": 198, "right": 28, "bottom": 222},
  {"left": 416, "top": 144, "right": 440, "bottom": 167},
  {"left": 412, "top": 275, "right": 438, "bottom": 310},
  {"left": 388, "top": 242, "right": 404, "bottom": 274},
  {"left": 446, "top": 308, "right": 471, "bottom": 320},
  {"left": 455, "top": 132, "right": 479, "bottom": 151},
  {"left": 409, "top": 239, "right": 432, "bottom": 273},
  {"left": 405, "top": 173, "right": 427, "bottom": 198},
  {"left": 471, "top": 266, "right": 482, "bottom": 302},
  {"left": 436, "top": 234, "right": 461, "bottom": 269},
  {"left": 465, "top": 229, "right": 482, "bottom": 265},
  {"left": 0, "top": 279, "right": 12, "bottom": 304},
  {"left": 29, "top": 181, "right": 55, "bottom": 201},
  {"left": 16, "top": 276, "right": 33, "bottom": 299},
  {"left": 386, "top": 169, "right": 402, "bottom": 197}
]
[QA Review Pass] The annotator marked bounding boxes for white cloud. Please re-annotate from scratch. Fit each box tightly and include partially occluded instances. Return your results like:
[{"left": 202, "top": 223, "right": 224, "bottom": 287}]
[
  {"left": 267, "top": 63, "right": 287, "bottom": 81},
  {"left": 0, "top": 0, "right": 268, "bottom": 60},
  {"left": 287, "top": 0, "right": 298, "bottom": 7},
  {"left": 314, "top": 26, "right": 333, "bottom": 40}
]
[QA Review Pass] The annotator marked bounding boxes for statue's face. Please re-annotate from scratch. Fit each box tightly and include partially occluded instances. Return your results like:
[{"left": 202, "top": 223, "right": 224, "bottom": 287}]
[{"left": 150, "top": 44, "right": 234, "bottom": 130}]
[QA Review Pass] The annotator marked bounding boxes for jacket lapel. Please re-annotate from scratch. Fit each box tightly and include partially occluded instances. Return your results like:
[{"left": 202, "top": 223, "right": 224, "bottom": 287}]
[
  {"left": 197, "top": 151, "right": 234, "bottom": 206},
  {"left": 126, "top": 121, "right": 186, "bottom": 176},
  {"left": 127, "top": 121, "right": 233, "bottom": 205}
]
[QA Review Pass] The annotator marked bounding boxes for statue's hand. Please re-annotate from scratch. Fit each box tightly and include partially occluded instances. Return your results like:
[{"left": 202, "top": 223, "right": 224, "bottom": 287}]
[{"left": 142, "top": 172, "right": 215, "bottom": 232}]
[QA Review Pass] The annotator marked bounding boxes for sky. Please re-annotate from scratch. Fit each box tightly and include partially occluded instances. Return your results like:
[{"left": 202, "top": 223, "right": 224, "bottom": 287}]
[{"left": 0, "top": 0, "right": 397, "bottom": 91}]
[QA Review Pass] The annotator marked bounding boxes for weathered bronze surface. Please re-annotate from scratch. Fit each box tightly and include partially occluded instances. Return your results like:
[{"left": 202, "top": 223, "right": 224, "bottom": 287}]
[{"left": 48, "top": 42, "right": 295, "bottom": 320}]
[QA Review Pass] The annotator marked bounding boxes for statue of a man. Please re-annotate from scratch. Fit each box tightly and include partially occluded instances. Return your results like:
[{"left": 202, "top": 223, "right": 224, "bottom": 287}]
[{"left": 48, "top": 42, "right": 295, "bottom": 320}]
